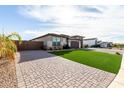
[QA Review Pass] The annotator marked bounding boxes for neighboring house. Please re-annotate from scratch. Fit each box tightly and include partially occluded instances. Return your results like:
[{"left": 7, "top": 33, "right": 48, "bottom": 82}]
[
  {"left": 30, "top": 33, "right": 84, "bottom": 50},
  {"left": 97, "top": 41, "right": 113, "bottom": 48},
  {"left": 83, "top": 38, "right": 97, "bottom": 47}
]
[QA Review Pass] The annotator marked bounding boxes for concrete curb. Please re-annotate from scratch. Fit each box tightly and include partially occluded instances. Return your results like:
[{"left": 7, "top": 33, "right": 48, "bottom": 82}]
[
  {"left": 108, "top": 54, "right": 124, "bottom": 88},
  {"left": 15, "top": 53, "right": 26, "bottom": 88}
]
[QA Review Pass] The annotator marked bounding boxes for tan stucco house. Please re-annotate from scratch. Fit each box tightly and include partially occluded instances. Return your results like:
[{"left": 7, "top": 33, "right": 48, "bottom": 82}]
[{"left": 30, "top": 33, "right": 85, "bottom": 50}]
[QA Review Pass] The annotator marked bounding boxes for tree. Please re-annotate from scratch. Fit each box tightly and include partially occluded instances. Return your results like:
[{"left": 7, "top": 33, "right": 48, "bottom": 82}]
[{"left": 0, "top": 32, "right": 22, "bottom": 62}]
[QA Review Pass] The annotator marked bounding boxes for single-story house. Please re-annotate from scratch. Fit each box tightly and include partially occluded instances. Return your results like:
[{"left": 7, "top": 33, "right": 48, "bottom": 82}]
[
  {"left": 97, "top": 41, "right": 113, "bottom": 48},
  {"left": 30, "top": 33, "right": 85, "bottom": 50},
  {"left": 83, "top": 38, "right": 113, "bottom": 48},
  {"left": 83, "top": 38, "right": 97, "bottom": 47}
]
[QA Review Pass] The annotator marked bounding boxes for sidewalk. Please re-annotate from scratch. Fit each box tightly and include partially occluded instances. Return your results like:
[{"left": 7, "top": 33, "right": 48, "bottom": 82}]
[{"left": 108, "top": 54, "right": 124, "bottom": 88}]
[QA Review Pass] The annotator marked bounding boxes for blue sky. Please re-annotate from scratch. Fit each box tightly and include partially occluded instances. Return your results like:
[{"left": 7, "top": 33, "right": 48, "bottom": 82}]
[{"left": 0, "top": 5, "right": 124, "bottom": 43}]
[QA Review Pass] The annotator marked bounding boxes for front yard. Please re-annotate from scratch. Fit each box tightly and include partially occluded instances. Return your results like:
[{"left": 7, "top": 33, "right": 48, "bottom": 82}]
[
  {"left": 0, "top": 61, "right": 17, "bottom": 88},
  {"left": 50, "top": 50, "right": 122, "bottom": 74}
]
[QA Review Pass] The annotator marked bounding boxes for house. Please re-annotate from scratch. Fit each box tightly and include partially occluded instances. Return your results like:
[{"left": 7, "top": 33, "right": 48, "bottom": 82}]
[
  {"left": 30, "top": 33, "right": 85, "bottom": 50},
  {"left": 98, "top": 42, "right": 113, "bottom": 48},
  {"left": 83, "top": 38, "right": 113, "bottom": 48},
  {"left": 83, "top": 38, "right": 97, "bottom": 47}
]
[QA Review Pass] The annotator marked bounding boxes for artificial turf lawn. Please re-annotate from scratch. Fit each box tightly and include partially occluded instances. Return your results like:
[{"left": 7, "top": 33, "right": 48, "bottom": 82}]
[{"left": 50, "top": 50, "right": 122, "bottom": 74}]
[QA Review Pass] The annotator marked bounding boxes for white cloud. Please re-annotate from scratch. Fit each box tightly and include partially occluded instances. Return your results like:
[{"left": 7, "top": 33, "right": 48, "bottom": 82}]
[
  {"left": 19, "top": 5, "right": 103, "bottom": 24},
  {"left": 19, "top": 6, "right": 124, "bottom": 43}
]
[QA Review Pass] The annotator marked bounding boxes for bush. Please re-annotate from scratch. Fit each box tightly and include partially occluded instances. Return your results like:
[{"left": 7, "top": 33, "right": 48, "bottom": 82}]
[
  {"left": 116, "top": 52, "right": 121, "bottom": 55},
  {"left": 49, "top": 47, "right": 53, "bottom": 50},
  {"left": 63, "top": 44, "right": 70, "bottom": 49},
  {"left": 0, "top": 32, "right": 22, "bottom": 62},
  {"left": 91, "top": 44, "right": 100, "bottom": 48},
  {"left": 84, "top": 45, "right": 89, "bottom": 48}
]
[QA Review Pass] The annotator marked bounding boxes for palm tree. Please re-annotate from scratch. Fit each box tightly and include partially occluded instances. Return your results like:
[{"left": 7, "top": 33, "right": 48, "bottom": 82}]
[{"left": 0, "top": 32, "right": 22, "bottom": 62}]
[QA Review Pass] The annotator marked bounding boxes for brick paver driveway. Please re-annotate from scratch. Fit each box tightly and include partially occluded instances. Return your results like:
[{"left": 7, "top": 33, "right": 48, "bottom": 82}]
[{"left": 16, "top": 50, "right": 115, "bottom": 88}]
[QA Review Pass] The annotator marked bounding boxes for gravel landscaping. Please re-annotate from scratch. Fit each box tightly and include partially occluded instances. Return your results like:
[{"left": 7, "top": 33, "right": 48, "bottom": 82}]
[{"left": 0, "top": 60, "right": 17, "bottom": 88}]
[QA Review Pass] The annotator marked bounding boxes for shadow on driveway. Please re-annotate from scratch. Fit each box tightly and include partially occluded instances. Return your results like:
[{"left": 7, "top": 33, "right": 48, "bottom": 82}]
[{"left": 18, "top": 50, "right": 56, "bottom": 63}]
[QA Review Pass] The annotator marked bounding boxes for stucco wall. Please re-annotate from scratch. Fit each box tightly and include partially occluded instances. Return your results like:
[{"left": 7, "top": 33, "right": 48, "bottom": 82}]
[
  {"left": 32, "top": 35, "right": 84, "bottom": 49},
  {"left": 83, "top": 39, "right": 97, "bottom": 47},
  {"left": 61, "top": 37, "right": 67, "bottom": 46},
  {"left": 100, "top": 43, "right": 108, "bottom": 48},
  {"left": 32, "top": 35, "right": 68, "bottom": 49},
  {"left": 32, "top": 36, "right": 53, "bottom": 48}
]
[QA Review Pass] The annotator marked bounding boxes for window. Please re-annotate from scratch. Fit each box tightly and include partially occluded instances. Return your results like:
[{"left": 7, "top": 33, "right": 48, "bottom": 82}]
[
  {"left": 52, "top": 37, "right": 61, "bottom": 46},
  {"left": 56, "top": 42, "right": 60, "bottom": 46},
  {"left": 56, "top": 37, "right": 60, "bottom": 42},
  {"left": 52, "top": 42, "right": 56, "bottom": 46},
  {"left": 53, "top": 37, "right": 56, "bottom": 42}
]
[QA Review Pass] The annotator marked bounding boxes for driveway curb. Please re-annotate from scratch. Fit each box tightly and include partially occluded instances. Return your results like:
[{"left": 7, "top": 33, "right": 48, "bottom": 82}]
[{"left": 15, "top": 53, "right": 26, "bottom": 88}]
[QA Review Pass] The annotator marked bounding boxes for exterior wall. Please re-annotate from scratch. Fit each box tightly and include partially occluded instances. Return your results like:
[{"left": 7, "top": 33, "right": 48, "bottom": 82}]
[
  {"left": 31, "top": 35, "right": 84, "bottom": 49},
  {"left": 32, "top": 36, "right": 53, "bottom": 49},
  {"left": 46, "top": 41, "right": 52, "bottom": 48},
  {"left": 79, "top": 41, "right": 81, "bottom": 48},
  {"left": 61, "top": 37, "right": 67, "bottom": 46},
  {"left": 32, "top": 35, "right": 52, "bottom": 42},
  {"left": 71, "top": 36, "right": 82, "bottom": 40},
  {"left": 100, "top": 43, "right": 108, "bottom": 48},
  {"left": 83, "top": 39, "right": 97, "bottom": 47},
  {"left": 100, "top": 42, "right": 113, "bottom": 48},
  {"left": 32, "top": 35, "right": 68, "bottom": 50},
  {"left": 68, "top": 40, "right": 71, "bottom": 47},
  {"left": 82, "top": 39, "right": 84, "bottom": 48}
]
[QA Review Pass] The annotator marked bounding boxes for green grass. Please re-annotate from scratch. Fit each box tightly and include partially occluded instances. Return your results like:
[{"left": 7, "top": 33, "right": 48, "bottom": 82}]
[{"left": 50, "top": 50, "right": 122, "bottom": 74}]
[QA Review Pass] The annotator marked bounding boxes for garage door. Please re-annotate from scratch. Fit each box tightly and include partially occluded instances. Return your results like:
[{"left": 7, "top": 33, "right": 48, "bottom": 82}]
[{"left": 71, "top": 41, "right": 79, "bottom": 48}]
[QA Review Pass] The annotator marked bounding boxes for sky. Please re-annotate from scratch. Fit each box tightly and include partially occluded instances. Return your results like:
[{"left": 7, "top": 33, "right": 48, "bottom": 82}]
[{"left": 0, "top": 5, "right": 124, "bottom": 43}]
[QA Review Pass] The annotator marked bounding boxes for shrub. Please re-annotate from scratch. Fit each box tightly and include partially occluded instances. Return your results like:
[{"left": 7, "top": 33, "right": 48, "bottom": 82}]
[
  {"left": 63, "top": 44, "right": 70, "bottom": 49},
  {"left": 91, "top": 44, "right": 100, "bottom": 48},
  {"left": 116, "top": 52, "right": 121, "bottom": 55},
  {"left": 0, "top": 32, "right": 22, "bottom": 62},
  {"left": 84, "top": 45, "right": 89, "bottom": 48}
]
